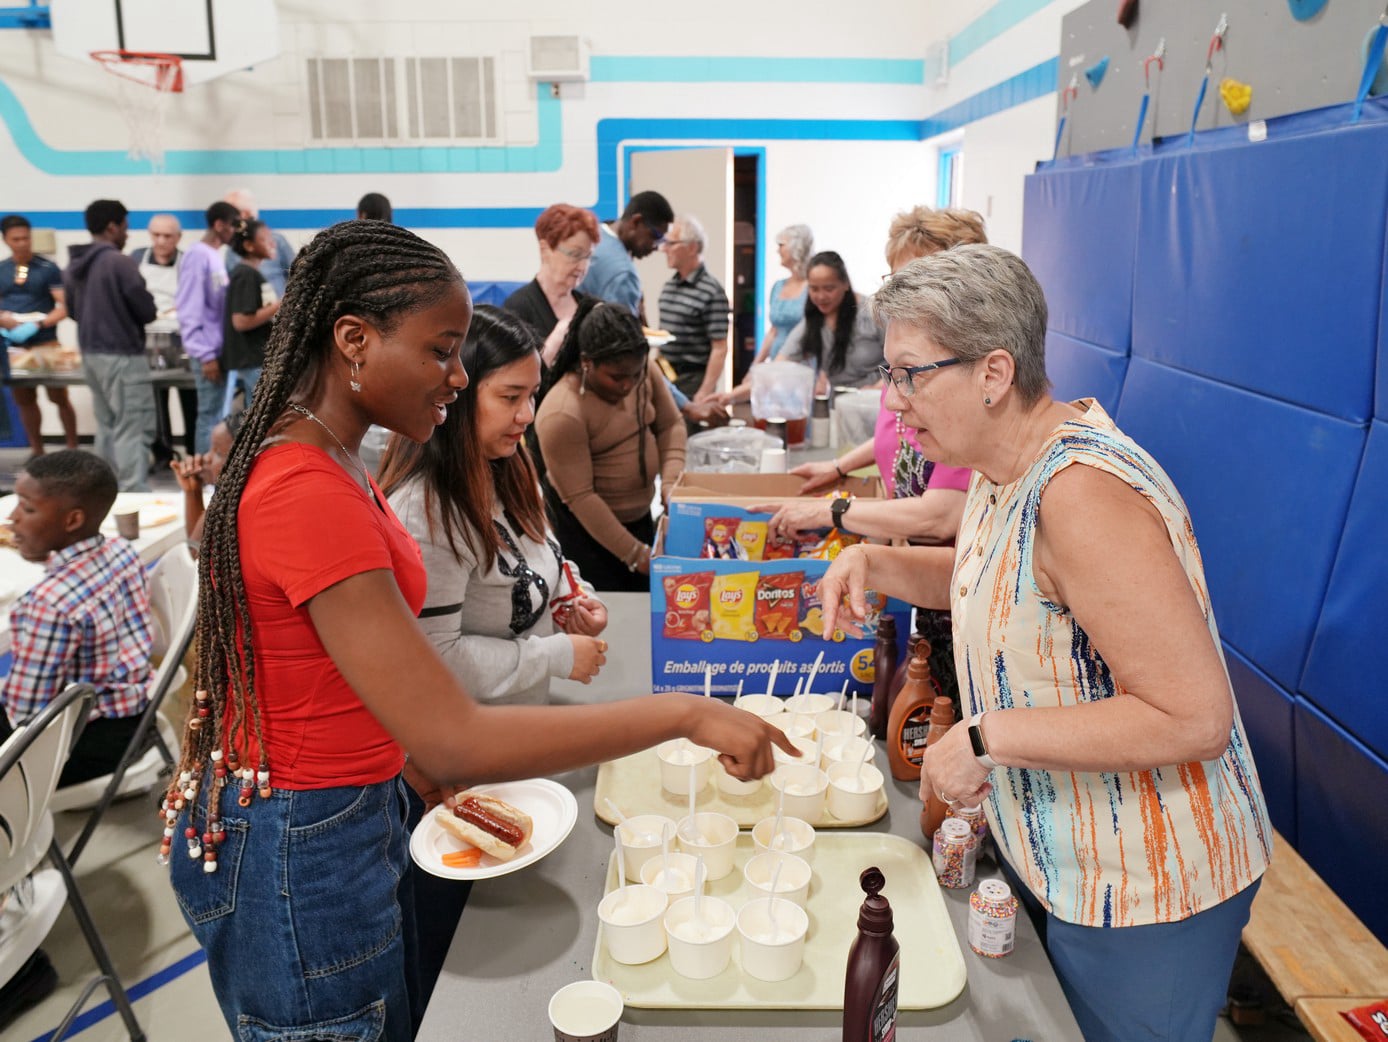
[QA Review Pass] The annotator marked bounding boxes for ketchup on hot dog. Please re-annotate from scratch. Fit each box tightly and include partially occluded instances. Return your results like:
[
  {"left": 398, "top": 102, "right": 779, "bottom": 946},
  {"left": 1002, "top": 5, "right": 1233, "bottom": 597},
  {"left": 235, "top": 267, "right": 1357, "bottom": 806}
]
[{"left": 454, "top": 798, "right": 525, "bottom": 848}]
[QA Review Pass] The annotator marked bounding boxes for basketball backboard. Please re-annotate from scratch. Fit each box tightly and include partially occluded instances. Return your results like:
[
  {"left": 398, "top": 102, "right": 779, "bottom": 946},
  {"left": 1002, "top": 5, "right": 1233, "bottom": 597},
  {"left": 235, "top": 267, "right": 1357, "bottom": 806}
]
[{"left": 50, "top": 0, "right": 281, "bottom": 86}]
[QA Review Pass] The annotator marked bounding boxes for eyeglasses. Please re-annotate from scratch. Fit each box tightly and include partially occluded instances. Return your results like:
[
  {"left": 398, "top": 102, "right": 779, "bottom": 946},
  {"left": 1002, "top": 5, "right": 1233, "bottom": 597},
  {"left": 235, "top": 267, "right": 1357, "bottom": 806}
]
[
  {"left": 648, "top": 226, "right": 668, "bottom": 246},
  {"left": 878, "top": 357, "right": 963, "bottom": 397},
  {"left": 554, "top": 245, "right": 595, "bottom": 263}
]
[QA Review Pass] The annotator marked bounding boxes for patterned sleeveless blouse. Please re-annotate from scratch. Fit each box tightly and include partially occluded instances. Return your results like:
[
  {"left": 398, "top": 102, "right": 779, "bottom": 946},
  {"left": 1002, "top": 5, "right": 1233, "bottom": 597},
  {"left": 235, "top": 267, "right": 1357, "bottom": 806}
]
[{"left": 952, "top": 399, "right": 1270, "bottom": 927}]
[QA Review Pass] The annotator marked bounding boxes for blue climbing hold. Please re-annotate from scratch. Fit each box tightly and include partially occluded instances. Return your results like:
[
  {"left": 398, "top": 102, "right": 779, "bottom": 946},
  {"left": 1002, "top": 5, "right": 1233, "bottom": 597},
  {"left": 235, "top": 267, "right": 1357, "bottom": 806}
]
[{"left": 1085, "top": 56, "right": 1110, "bottom": 89}]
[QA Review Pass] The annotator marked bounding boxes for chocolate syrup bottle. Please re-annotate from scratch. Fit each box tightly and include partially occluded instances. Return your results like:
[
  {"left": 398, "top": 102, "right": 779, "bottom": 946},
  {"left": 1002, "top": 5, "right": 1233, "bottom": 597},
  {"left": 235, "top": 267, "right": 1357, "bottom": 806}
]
[
  {"left": 887, "top": 646, "right": 935, "bottom": 781},
  {"left": 843, "top": 867, "right": 899, "bottom": 1042},
  {"left": 867, "top": 614, "right": 898, "bottom": 739},
  {"left": 919, "top": 693, "right": 958, "bottom": 842}
]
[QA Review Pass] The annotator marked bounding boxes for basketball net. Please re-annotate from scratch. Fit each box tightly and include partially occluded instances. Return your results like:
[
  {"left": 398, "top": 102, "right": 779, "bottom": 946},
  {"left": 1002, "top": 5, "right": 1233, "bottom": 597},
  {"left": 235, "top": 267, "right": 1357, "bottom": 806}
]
[{"left": 90, "top": 50, "right": 184, "bottom": 173}]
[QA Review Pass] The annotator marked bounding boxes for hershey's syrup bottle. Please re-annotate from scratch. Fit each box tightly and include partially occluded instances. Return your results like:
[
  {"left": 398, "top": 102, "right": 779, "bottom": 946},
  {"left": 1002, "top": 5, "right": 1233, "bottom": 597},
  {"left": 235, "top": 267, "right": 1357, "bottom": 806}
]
[
  {"left": 867, "top": 614, "right": 899, "bottom": 739},
  {"left": 843, "top": 866, "right": 900, "bottom": 1042}
]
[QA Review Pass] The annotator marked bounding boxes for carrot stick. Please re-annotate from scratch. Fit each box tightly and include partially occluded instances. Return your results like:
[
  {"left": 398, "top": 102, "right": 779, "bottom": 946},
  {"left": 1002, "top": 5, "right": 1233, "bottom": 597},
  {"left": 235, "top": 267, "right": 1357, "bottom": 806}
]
[{"left": 442, "top": 847, "right": 483, "bottom": 868}]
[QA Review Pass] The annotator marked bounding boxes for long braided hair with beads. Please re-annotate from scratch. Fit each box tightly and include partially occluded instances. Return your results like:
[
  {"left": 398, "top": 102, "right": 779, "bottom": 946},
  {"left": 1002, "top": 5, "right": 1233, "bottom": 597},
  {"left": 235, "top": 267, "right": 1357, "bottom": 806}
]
[{"left": 160, "top": 220, "right": 462, "bottom": 870}]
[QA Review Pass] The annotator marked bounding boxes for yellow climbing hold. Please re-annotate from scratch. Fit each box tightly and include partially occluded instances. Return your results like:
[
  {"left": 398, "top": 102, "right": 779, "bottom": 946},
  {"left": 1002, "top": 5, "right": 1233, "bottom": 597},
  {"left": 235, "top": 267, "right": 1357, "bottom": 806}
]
[{"left": 1220, "top": 77, "right": 1252, "bottom": 116}]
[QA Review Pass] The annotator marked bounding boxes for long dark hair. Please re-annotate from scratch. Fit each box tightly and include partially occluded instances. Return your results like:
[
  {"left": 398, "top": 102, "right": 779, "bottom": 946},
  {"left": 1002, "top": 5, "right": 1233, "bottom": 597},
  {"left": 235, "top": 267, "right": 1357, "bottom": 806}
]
[
  {"left": 802, "top": 250, "right": 857, "bottom": 377},
  {"left": 229, "top": 218, "right": 266, "bottom": 259},
  {"left": 378, "top": 305, "right": 546, "bottom": 571},
  {"left": 172, "top": 219, "right": 461, "bottom": 803}
]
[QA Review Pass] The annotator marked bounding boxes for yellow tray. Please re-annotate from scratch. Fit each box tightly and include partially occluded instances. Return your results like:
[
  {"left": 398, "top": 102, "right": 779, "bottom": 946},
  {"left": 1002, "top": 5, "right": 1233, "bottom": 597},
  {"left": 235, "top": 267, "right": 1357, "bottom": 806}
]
[
  {"left": 594, "top": 749, "right": 887, "bottom": 829},
  {"left": 592, "top": 830, "right": 967, "bottom": 1010}
]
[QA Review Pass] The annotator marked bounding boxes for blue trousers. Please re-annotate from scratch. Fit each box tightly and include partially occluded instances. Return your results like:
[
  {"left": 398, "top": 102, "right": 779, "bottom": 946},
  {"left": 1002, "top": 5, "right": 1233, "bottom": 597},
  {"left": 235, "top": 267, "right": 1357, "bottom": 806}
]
[
  {"left": 192, "top": 365, "right": 225, "bottom": 455},
  {"left": 171, "top": 777, "right": 419, "bottom": 1042},
  {"left": 1001, "top": 858, "right": 1260, "bottom": 1042}
]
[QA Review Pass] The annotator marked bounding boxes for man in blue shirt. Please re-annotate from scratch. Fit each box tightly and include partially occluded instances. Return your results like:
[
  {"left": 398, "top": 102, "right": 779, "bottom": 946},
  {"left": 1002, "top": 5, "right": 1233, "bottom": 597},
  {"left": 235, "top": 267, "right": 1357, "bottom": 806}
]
[
  {"left": 0, "top": 215, "right": 79, "bottom": 456},
  {"left": 579, "top": 191, "right": 673, "bottom": 323}
]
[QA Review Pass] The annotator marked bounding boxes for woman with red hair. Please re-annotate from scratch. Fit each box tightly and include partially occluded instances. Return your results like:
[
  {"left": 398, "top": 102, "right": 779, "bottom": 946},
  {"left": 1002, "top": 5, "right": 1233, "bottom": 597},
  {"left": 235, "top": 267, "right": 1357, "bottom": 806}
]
[{"left": 504, "top": 203, "right": 601, "bottom": 364}]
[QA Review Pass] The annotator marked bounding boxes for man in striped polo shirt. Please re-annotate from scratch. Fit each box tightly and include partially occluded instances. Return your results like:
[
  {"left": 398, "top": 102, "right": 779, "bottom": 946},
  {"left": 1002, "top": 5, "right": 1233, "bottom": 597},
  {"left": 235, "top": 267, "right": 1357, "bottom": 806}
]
[{"left": 657, "top": 214, "right": 731, "bottom": 401}]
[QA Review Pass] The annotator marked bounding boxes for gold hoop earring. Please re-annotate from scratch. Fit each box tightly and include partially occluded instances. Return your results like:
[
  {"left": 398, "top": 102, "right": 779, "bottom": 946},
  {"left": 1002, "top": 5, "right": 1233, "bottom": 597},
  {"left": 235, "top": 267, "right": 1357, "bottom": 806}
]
[{"left": 350, "top": 360, "right": 362, "bottom": 393}]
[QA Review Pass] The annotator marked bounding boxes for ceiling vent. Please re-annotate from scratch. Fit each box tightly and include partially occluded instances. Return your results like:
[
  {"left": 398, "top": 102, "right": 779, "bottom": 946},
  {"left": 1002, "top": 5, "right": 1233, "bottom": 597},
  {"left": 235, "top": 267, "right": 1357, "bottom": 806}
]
[{"left": 527, "top": 35, "right": 589, "bottom": 82}]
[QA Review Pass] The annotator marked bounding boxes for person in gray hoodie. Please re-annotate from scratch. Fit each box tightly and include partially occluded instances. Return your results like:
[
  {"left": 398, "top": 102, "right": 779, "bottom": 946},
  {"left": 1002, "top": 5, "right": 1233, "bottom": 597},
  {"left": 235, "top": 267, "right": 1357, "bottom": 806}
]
[{"left": 63, "top": 199, "right": 157, "bottom": 491}]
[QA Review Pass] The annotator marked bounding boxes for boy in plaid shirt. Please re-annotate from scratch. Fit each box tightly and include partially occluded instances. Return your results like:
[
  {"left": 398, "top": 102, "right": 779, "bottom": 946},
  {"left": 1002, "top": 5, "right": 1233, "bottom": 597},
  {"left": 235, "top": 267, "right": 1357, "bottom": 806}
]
[{"left": 1, "top": 450, "right": 154, "bottom": 787}]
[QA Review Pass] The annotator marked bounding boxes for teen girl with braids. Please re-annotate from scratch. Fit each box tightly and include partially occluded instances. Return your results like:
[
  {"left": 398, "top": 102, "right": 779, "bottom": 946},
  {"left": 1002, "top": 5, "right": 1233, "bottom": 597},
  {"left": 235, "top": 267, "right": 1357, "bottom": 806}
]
[
  {"left": 533, "top": 299, "right": 685, "bottom": 592},
  {"left": 163, "top": 221, "right": 790, "bottom": 1042}
]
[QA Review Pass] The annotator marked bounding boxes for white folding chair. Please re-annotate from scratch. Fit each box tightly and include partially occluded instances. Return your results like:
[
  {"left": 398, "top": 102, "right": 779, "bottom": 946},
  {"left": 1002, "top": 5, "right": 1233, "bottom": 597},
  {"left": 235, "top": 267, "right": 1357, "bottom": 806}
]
[
  {"left": 0, "top": 683, "right": 145, "bottom": 1042},
  {"left": 58, "top": 545, "right": 198, "bottom": 865}
]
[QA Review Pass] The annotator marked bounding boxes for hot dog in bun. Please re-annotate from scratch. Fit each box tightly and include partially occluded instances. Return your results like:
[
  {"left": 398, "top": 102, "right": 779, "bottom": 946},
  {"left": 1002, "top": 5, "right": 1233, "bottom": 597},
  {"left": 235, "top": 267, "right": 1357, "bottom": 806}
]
[{"left": 437, "top": 791, "right": 534, "bottom": 861}]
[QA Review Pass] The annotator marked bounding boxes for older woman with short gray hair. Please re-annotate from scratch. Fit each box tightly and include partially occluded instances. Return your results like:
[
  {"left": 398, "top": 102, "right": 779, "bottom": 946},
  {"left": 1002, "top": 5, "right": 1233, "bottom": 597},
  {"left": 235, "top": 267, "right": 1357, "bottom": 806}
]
[
  {"left": 820, "top": 243, "right": 1271, "bottom": 1042},
  {"left": 753, "top": 223, "right": 814, "bottom": 363}
]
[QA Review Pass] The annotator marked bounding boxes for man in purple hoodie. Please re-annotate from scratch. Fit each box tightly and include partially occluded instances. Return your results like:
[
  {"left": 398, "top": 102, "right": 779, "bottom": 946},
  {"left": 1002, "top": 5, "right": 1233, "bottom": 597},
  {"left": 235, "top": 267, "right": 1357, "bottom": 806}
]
[
  {"left": 175, "top": 201, "right": 238, "bottom": 453},
  {"left": 63, "top": 200, "right": 157, "bottom": 491}
]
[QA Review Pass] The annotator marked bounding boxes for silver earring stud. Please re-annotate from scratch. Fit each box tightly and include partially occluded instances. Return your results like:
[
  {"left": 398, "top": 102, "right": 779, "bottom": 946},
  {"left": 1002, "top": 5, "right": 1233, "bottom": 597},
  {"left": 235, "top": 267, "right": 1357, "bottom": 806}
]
[
  {"left": 984, "top": 396, "right": 992, "bottom": 405},
  {"left": 350, "top": 360, "right": 362, "bottom": 393}
]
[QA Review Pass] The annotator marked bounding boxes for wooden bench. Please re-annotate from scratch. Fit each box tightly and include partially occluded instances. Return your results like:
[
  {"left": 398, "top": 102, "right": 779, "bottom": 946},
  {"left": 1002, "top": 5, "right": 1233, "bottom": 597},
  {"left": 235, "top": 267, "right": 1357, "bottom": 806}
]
[{"left": 1242, "top": 832, "right": 1388, "bottom": 1041}]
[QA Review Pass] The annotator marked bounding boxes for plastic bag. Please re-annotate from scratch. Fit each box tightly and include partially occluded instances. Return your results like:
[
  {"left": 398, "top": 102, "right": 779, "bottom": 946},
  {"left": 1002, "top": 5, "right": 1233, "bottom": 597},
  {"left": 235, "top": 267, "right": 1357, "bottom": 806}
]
[{"left": 749, "top": 360, "right": 815, "bottom": 422}]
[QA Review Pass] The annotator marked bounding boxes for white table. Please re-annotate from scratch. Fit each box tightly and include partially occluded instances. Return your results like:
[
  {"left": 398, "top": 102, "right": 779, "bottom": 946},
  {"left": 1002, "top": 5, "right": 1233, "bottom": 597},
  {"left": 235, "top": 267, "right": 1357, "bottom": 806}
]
[
  {"left": 417, "top": 593, "right": 1083, "bottom": 1041},
  {"left": 0, "top": 492, "right": 186, "bottom": 661}
]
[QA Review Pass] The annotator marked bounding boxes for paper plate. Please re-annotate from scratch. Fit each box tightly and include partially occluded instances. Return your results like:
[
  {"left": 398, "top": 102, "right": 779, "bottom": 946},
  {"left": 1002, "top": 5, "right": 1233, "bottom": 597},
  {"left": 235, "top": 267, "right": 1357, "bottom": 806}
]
[{"left": 410, "top": 778, "right": 579, "bottom": 881}]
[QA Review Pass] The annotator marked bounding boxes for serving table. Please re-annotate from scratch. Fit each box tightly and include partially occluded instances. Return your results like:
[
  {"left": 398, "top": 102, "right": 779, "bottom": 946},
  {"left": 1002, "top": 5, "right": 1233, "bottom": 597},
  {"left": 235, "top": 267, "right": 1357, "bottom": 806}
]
[{"left": 417, "top": 593, "right": 1082, "bottom": 1041}]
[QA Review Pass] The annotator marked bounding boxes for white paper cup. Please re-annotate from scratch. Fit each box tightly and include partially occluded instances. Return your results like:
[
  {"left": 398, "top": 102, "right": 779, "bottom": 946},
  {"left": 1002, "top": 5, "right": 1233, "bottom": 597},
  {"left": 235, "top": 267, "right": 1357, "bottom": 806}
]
[
  {"left": 752, "top": 814, "right": 816, "bottom": 866},
  {"left": 733, "top": 693, "right": 784, "bottom": 718},
  {"left": 615, "top": 815, "right": 675, "bottom": 882},
  {"left": 737, "top": 897, "right": 810, "bottom": 982},
  {"left": 656, "top": 739, "right": 714, "bottom": 795},
  {"left": 549, "top": 979, "right": 623, "bottom": 1042},
  {"left": 822, "top": 733, "right": 874, "bottom": 770},
  {"left": 597, "top": 884, "right": 668, "bottom": 965},
  {"left": 770, "top": 763, "right": 829, "bottom": 822},
  {"left": 714, "top": 759, "right": 763, "bottom": 797},
  {"left": 675, "top": 812, "right": 739, "bottom": 880},
  {"left": 771, "top": 733, "right": 817, "bottom": 774},
  {"left": 759, "top": 447, "right": 788, "bottom": 473},
  {"left": 663, "top": 895, "right": 737, "bottom": 979},
  {"left": 772, "top": 713, "right": 817, "bottom": 740},
  {"left": 826, "top": 761, "right": 885, "bottom": 822},
  {"left": 742, "top": 850, "right": 813, "bottom": 908},
  {"left": 816, "top": 709, "right": 867, "bottom": 740},
  {"left": 782, "top": 692, "right": 836, "bottom": 719},
  {"left": 640, "top": 851, "right": 700, "bottom": 902}
]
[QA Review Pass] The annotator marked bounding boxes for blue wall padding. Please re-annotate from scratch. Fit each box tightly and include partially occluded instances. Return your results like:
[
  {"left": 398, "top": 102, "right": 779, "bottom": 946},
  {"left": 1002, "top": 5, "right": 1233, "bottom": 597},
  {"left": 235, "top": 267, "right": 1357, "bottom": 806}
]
[
  {"left": 1131, "top": 127, "right": 1388, "bottom": 423},
  {"left": 467, "top": 280, "right": 527, "bottom": 307},
  {"left": 1301, "top": 420, "right": 1388, "bottom": 762},
  {"left": 1045, "top": 330, "right": 1128, "bottom": 414},
  {"left": 1224, "top": 645, "right": 1296, "bottom": 845},
  {"left": 1378, "top": 229, "right": 1388, "bottom": 420},
  {"left": 1022, "top": 162, "right": 1139, "bottom": 353},
  {"left": 1113, "top": 359, "right": 1365, "bottom": 692},
  {"left": 1294, "top": 700, "right": 1388, "bottom": 942}
]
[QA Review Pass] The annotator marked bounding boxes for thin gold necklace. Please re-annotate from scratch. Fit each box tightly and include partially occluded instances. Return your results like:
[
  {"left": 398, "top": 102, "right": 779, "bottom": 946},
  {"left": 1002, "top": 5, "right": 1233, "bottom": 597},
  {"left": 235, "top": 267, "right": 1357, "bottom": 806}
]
[{"left": 287, "top": 404, "right": 371, "bottom": 492}]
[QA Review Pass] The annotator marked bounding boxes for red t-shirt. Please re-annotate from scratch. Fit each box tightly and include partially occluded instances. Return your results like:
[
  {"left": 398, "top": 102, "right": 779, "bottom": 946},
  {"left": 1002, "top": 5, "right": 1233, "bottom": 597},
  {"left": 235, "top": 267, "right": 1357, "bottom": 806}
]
[{"left": 233, "top": 443, "right": 426, "bottom": 788}]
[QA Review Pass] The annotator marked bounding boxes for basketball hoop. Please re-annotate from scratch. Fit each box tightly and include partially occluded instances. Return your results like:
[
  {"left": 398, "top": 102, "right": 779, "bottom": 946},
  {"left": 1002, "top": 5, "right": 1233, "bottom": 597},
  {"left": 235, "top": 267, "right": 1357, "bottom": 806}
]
[{"left": 90, "top": 49, "right": 184, "bottom": 172}]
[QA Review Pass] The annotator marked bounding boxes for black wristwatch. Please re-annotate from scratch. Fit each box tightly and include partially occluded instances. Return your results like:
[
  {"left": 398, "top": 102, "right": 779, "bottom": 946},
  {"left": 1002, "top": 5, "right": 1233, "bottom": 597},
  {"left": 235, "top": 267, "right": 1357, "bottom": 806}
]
[
  {"left": 830, "top": 495, "right": 854, "bottom": 532},
  {"left": 969, "top": 712, "right": 999, "bottom": 770}
]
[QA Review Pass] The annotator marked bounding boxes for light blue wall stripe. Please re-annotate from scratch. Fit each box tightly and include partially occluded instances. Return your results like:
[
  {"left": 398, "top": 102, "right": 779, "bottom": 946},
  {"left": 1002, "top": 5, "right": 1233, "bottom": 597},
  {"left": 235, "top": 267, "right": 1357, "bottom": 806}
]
[
  {"left": 590, "top": 56, "right": 923, "bottom": 84},
  {"left": 950, "top": 0, "right": 1059, "bottom": 67},
  {"left": 0, "top": 78, "right": 563, "bottom": 176}
]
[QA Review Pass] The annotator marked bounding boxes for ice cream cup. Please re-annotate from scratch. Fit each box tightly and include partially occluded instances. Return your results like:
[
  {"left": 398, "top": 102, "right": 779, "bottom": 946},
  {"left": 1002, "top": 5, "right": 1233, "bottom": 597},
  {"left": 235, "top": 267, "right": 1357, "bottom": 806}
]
[
  {"left": 771, "top": 733, "right": 817, "bottom": 775},
  {"left": 615, "top": 814, "right": 675, "bottom": 881},
  {"left": 674, "top": 812, "right": 739, "bottom": 880},
  {"left": 742, "top": 850, "right": 813, "bottom": 908},
  {"left": 751, "top": 814, "right": 816, "bottom": 866},
  {"left": 714, "top": 759, "right": 762, "bottom": 797},
  {"left": 816, "top": 709, "right": 867, "bottom": 740},
  {"left": 772, "top": 713, "right": 818, "bottom": 740},
  {"left": 821, "top": 734, "right": 873, "bottom": 771},
  {"left": 826, "top": 762, "right": 885, "bottom": 822},
  {"left": 782, "top": 692, "right": 836, "bottom": 720},
  {"left": 663, "top": 895, "right": 737, "bottom": 980},
  {"left": 733, "top": 693, "right": 784, "bottom": 718},
  {"left": 656, "top": 739, "right": 714, "bottom": 795},
  {"left": 597, "top": 884, "right": 668, "bottom": 965},
  {"left": 770, "top": 763, "right": 829, "bottom": 822},
  {"left": 639, "top": 851, "right": 700, "bottom": 902},
  {"left": 548, "top": 979, "right": 623, "bottom": 1042},
  {"left": 737, "top": 897, "right": 809, "bottom": 982}
]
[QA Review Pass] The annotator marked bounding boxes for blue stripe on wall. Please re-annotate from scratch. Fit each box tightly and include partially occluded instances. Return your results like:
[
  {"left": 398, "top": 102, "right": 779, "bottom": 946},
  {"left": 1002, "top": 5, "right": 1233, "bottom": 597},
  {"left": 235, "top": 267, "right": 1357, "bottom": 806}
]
[
  {"left": 950, "top": 0, "right": 1059, "bottom": 67},
  {"left": 922, "top": 56, "right": 1059, "bottom": 138},
  {"left": 591, "top": 56, "right": 923, "bottom": 84}
]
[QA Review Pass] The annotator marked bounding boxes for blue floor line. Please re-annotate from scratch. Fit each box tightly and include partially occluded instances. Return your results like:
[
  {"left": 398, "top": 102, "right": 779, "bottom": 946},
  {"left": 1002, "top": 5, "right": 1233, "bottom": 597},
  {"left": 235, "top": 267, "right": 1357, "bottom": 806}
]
[{"left": 25, "top": 946, "right": 208, "bottom": 1042}]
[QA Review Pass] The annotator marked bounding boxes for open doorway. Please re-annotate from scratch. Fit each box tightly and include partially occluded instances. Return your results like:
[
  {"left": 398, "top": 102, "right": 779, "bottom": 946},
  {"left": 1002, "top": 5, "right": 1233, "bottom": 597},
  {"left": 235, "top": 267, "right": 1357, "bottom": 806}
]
[{"left": 731, "top": 152, "right": 760, "bottom": 386}]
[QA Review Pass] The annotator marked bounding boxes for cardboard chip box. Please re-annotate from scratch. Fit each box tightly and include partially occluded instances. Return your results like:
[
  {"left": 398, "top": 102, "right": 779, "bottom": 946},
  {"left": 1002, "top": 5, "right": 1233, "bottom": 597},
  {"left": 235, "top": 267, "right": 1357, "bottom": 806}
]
[{"left": 650, "top": 472, "right": 907, "bottom": 699}]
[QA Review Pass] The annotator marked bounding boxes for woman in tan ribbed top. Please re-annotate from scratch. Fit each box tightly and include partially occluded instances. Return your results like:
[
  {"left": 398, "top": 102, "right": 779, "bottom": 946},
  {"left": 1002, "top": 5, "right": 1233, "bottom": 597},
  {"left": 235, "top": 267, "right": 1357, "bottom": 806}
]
[{"left": 535, "top": 299, "right": 686, "bottom": 591}]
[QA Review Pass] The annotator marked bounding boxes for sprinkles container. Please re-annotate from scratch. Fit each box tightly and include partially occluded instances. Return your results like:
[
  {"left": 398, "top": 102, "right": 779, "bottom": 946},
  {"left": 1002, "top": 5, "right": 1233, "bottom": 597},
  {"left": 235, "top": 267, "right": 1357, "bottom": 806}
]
[
  {"left": 931, "top": 817, "right": 977, "bottom": 889},
  {"left": 947, "top": 802, "right": 989, "bottom": 845},
  {"left": 967, "top": 879, "right": 1018, "bottom": 958}
]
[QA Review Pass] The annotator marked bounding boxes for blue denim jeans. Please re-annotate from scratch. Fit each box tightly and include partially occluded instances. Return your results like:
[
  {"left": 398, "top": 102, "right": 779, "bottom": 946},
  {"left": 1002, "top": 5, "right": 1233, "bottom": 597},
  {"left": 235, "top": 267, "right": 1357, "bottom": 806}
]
[
  {"left": 193, "top": 364, "right": 225, "bottom": 455},
  {"left": 170, "top": 777, "right": 417, "bottom": 1042}
]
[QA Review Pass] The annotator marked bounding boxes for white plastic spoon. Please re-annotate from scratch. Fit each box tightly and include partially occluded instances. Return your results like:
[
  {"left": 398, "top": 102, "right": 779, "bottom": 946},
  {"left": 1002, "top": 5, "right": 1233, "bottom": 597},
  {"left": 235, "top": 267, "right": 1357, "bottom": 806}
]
[{"left": 604, "top": 798, "right": 657, "bottom": 846}]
